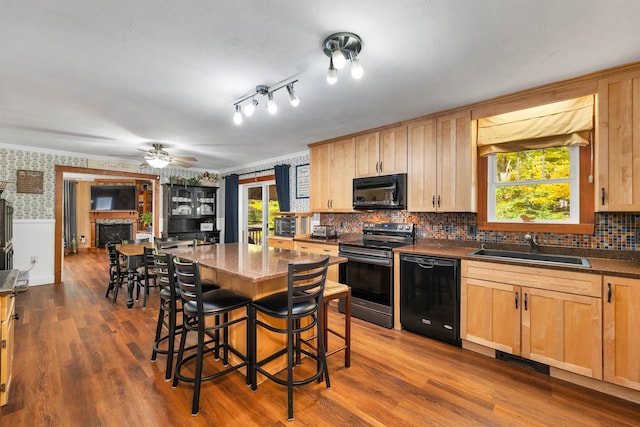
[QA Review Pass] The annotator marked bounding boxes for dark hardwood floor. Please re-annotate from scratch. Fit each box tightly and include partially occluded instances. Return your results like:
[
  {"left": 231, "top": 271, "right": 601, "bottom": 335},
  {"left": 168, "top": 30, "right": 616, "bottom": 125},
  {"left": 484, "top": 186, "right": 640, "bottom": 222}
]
[{"left": 1, "top": 250, "right": 639, "bottom": 426}]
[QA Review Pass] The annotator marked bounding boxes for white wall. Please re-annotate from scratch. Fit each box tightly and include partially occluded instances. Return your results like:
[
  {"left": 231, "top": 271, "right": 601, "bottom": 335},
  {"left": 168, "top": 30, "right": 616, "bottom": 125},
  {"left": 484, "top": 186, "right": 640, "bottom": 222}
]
[{"left": 13, "top": 219, "right": 55, "bottom": 286}]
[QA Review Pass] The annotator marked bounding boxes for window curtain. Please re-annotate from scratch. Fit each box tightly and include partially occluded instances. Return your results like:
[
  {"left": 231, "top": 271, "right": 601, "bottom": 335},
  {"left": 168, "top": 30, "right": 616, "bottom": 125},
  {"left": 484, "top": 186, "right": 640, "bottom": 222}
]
[
  {"left": 224, "top": 174, "right": 239, "bottom": 243},
  {"left": 477, "top": 95, "right": 594, "bottom": 156},
  {"left": 274, "top": 164, "right": 290, "bottom": 212},
  {"left": 63, "top": 180, "right": 77, "bottom": 248}
]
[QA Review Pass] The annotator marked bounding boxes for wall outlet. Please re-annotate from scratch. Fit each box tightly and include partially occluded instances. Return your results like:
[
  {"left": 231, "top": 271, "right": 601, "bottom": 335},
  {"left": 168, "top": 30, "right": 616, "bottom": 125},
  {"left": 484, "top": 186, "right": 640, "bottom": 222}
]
[{"left": 31, "top": 256, "right": 38, "bottom": 264}]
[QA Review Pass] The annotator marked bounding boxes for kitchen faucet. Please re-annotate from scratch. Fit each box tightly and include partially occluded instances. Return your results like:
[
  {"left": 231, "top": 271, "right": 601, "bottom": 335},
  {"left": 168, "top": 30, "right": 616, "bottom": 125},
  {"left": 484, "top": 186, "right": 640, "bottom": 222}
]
[{"left": 524, "top": 234, "right": 539, "bottom": 254}]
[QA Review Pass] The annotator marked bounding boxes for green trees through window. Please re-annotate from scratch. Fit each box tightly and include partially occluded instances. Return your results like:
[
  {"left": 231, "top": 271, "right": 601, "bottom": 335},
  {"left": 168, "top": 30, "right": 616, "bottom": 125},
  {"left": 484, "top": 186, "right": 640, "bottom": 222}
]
[{"left": 492, "top": 147, "right": 575, "bottom": 221}]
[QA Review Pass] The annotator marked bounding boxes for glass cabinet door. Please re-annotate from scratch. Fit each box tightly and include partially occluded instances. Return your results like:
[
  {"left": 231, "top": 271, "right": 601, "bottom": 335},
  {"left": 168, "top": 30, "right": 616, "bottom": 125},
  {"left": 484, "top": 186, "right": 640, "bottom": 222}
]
[
  {"left": 170, "top": 187, "right": 195, "bottom": 216},
  {"left": 195, "top": 187, "right": 216, "bottom": 216}
]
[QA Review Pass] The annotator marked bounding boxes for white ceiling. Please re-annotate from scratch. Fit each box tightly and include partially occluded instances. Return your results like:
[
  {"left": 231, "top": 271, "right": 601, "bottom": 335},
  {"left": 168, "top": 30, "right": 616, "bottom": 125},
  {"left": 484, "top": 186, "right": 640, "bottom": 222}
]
[{"left": 2, "top": 0, "right": 640, "bottom": 172}]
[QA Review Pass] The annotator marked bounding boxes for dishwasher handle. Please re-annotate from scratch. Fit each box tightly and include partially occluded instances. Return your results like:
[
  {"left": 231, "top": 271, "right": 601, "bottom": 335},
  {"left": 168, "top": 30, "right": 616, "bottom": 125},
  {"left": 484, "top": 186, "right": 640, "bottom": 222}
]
[{"left": 400, "top": 254, "right": 457, "bottom": 267}]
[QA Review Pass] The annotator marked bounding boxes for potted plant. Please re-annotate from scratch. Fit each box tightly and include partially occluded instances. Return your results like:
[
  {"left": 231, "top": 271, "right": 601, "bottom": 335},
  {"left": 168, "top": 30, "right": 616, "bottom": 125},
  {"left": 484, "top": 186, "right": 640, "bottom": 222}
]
[{"left": 140, "top": 212, "right": 153, "bottom": 232}]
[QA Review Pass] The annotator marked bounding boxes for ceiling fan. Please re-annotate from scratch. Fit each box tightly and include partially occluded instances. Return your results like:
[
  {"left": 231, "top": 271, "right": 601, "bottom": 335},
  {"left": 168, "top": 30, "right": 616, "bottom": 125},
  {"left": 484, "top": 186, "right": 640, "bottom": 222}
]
[{"left": 117, "top": 143, "right": 198, "bottom": 168}]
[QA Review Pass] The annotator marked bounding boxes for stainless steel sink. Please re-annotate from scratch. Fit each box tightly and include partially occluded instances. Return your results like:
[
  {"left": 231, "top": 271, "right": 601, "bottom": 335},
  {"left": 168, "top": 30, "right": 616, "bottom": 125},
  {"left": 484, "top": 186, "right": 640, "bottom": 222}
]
[{"left": 468, "top": 248, "right": 591, "bottom": 267}]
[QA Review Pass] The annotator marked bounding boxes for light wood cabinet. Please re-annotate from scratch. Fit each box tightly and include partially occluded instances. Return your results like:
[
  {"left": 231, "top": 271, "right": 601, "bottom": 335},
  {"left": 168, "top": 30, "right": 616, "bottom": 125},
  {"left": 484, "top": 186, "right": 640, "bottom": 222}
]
[
  {"left": 355, "top": 126, "right": 407, "bottom": 178},
  {"left": 407, "top": 111, "right": 475, "bottom": 212},
  {"left": 0, "top": 270, "right": 17, "bottom": 407},
  {"left": 294, "top": 241, "right": 340, "bottom": 282},
  {"left": 596, "top": 72, "right": 640, "bottom": 211},
  {"left": 310, "top": 138, "right": 355, "bottom": 212},
  {"left": 603, "top": 276, "right": 640, "bottom": 391},
  {"left": 461, "top": 261, "right": 602, "bottom": 379},
  {"left": 268, "top": 237, "right": 294, "bottom": 250}
]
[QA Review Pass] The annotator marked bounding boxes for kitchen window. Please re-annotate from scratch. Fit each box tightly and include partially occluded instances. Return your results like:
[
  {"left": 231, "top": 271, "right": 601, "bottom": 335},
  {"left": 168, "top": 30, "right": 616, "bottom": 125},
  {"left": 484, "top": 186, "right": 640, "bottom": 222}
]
[
  {"left": 488, "top": 146, "right": 579, "bottom": 223},
  {"left": 477, "top": 95, "right": 595, "bottom": 234}
]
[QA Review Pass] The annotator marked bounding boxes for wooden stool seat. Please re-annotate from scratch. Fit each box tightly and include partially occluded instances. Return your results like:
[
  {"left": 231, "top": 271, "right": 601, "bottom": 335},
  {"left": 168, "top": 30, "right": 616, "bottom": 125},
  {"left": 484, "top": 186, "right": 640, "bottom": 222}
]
[{"left": 322, "top": 280, "right": 351, "bottom": 367}]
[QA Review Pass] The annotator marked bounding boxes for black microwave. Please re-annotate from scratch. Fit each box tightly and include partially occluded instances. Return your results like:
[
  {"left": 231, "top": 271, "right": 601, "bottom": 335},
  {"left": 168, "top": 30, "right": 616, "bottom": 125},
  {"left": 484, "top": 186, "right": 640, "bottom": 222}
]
[{"left": 352, "top": 173, "right": 407, "bottom": 210}]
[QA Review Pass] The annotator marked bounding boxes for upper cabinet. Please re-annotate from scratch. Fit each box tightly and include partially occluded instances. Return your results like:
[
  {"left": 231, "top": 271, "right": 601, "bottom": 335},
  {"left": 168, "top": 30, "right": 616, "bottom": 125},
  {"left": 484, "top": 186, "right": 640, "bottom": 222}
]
[
  {"left": 310, "top": 137, "right": 356, "bottom": 212},
  {"left": 408, "top": 111, "right": 475, "bottom": 212},
  {"left": 596, "top": 71, "right": 640, "bottom": 211},
  {"left": 162, "top": 184, "right": 219, "bottom": 241},
  {"left": 355, "top": 126, "right": 407, "bottom": 178}
]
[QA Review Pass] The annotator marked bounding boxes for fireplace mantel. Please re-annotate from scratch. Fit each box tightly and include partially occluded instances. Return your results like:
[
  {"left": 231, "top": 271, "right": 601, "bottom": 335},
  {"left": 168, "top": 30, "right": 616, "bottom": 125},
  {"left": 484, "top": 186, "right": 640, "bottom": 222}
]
[{"left": 89, "top": 211, "right": 138, "bottom": 247}]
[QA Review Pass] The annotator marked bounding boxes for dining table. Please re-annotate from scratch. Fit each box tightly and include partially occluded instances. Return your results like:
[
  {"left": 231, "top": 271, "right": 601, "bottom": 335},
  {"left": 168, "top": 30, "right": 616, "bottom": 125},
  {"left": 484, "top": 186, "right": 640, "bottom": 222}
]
[
  {"left": 163, "top": 242, "right": 347, "bottom": 377},
  {"left": 115, "top": 241, "right": 155, "bottom": 308}
]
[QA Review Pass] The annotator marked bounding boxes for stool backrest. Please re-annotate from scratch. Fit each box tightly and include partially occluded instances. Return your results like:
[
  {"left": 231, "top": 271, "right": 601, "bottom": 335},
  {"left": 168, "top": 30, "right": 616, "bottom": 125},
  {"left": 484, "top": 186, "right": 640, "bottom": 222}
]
[
  {"left": 288, "top": 256, "right": 330, "bottom": 312},
  {"left": 173, "top": 258, "right": 202, "bottom": 311}
]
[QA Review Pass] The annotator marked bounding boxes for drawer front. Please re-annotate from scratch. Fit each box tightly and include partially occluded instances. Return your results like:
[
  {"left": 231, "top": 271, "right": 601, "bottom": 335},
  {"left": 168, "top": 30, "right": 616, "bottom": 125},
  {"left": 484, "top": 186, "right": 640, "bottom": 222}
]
[
  {"left": 268, "top": 237, "right": 295, "bottom": 250},
  {"left": 462, "top": 260, "right": 601, "bottom": 297},
  {"left": 294, "top": 241, "right": 338, "bottom": 257}
]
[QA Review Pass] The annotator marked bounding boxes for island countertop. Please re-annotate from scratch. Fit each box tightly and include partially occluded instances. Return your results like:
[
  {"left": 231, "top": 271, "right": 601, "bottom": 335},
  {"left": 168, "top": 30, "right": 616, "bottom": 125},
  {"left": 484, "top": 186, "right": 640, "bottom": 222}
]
[{"left": 165, "top": 242, "right": 346, "bottom": 283}]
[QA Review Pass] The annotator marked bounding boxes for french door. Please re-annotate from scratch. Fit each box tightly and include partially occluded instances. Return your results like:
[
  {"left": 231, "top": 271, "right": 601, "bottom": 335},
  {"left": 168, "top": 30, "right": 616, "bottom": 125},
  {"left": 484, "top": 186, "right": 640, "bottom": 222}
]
[{"left": 240, "top": 181, "right": 279, "bottom": 245}]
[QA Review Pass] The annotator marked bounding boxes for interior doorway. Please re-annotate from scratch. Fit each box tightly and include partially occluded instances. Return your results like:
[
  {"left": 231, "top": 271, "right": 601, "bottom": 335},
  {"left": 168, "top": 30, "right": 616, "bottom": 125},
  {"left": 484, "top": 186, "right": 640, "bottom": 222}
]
[{"left": 54, "top": 165, "right": 159, "bottom": 283}]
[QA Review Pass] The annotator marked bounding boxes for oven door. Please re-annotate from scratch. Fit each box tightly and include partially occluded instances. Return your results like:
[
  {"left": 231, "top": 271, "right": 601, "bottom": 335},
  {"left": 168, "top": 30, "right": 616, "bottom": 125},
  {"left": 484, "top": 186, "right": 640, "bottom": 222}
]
[{"left": 339, "top": 254, "right": 393, "bottom": 307}]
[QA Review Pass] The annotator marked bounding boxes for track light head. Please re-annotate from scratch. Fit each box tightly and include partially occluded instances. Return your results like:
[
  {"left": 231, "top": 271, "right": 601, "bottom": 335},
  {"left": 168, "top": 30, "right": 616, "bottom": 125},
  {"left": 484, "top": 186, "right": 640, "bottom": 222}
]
[
  {"left": 287, "top": 84, "right": 300, "bottom": 107},
  {"left": 267, "top": 92, "right": 278, "bottom": 114},
  {"left": 244, "top": 98, "right": 258, "bottom": 116},
  {"left": 327, "top": 58, "right": 338, "bottom": 85},
  {"left": 233, "top": 104, "right": 243, "bottom": 125}
]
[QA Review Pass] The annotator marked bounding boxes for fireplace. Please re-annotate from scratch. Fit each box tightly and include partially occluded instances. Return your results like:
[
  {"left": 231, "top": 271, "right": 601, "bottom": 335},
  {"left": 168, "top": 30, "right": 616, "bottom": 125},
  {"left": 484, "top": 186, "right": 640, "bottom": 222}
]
[{"left": 96, "top": 223, "right": 132, "bottom": 248}]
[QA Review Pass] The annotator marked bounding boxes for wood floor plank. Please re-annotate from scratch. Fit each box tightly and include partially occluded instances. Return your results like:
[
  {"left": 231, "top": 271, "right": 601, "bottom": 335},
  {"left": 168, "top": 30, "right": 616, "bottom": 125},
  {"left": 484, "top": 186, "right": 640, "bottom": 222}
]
[{"left": 1, "top": 249, "right": 639, "bottom": 426}]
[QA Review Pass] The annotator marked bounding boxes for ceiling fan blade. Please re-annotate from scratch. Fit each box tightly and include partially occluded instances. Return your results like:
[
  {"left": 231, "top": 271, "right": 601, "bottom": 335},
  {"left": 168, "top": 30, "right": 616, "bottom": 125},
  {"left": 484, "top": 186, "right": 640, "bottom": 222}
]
[
  {"left": 170, "top": 155, "right": 198, "bottom": 162},
  {"left": 170, "top": 159, "right": 193, "bottom": 168}
]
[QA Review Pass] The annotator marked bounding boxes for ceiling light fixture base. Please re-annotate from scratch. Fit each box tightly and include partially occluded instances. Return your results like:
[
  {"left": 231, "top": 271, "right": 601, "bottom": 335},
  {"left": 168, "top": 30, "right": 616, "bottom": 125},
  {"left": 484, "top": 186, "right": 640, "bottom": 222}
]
[{"left": 323, "top": 32, "right": 363, "bottom": 62}]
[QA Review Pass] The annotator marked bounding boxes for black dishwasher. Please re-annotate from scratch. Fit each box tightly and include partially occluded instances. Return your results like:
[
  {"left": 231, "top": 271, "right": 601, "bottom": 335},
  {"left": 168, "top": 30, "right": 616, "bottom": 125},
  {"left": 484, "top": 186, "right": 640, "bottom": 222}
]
[{"left": 400, "top": 254, "right": 460, "bottom": 346}]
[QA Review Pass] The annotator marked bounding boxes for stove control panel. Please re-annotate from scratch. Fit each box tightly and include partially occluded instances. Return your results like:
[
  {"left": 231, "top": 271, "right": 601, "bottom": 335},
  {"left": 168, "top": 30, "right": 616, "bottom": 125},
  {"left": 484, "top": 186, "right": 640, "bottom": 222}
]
[{"left": 363, "top": 222, "right": 414, "bottom": 234}]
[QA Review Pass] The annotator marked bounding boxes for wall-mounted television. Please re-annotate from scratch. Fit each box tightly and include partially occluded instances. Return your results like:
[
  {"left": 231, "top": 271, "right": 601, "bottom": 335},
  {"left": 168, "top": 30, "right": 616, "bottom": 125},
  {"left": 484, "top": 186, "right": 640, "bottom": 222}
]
[{"left": 90, "top": 185, "right": 137, "bottom": 211}]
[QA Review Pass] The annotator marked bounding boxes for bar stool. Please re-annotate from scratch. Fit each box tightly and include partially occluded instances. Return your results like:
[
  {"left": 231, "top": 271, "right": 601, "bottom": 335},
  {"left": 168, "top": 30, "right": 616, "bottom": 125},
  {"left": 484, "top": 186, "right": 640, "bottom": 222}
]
[
  {"left": 172, "top": 258, "right": 251, "bottom": 416},
  {"left": 298, "top": 280, "right": 351, "bottom": 381},
  {"left": 250, "top": 256, "right": 330, "bottom": 421}
]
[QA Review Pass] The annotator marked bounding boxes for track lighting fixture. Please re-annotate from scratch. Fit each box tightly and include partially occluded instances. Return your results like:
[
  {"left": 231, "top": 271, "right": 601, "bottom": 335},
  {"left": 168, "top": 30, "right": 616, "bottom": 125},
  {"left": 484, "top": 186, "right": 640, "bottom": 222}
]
[
  {"left": 232, "top": 79, "right": 299, "bottom": 124},
  {"left": 322, "top": 32, "right": 363, "bottom": 84}
]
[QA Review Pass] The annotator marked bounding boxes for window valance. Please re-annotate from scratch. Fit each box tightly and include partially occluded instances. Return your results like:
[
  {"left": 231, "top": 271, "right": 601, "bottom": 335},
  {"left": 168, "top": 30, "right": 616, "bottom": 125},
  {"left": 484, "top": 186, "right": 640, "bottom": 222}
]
[{"left": 477, "top": 95, "right": 594, "bottom": 156}]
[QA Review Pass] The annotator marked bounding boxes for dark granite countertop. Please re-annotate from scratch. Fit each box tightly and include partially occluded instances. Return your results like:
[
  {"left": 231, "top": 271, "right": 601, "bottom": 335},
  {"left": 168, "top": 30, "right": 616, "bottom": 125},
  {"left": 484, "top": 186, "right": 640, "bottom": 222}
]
[{"left": 394, "top": 239, "right": 640, "bottom": 279}]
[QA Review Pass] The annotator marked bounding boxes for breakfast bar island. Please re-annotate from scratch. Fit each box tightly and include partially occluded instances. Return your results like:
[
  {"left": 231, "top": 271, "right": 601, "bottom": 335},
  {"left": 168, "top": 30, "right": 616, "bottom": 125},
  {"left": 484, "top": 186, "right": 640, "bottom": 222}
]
[{"left": 164, "top": 242, "right": 346, "bottom": 378}]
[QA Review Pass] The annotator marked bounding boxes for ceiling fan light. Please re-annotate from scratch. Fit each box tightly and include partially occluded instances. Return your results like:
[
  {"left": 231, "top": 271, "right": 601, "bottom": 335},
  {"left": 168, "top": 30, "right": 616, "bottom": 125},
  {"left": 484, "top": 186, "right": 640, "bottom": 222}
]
[
  {"left": 287, "top": 84, "right": 300, "bottom": 107},
  {"left": 147, "top": 158, "right": 169, "bottom": 168},
  {"left": 233, "top": 104, "right": 243, "bottom": 124},
  {"left": 267, "top": 92, "right": 278, "bottom": 114},
  {"left": 351, "top": 56, "right": 364, "bottom": 79},
  {"left": 331, "top": 46, "right": 346, "bottom": 69}
]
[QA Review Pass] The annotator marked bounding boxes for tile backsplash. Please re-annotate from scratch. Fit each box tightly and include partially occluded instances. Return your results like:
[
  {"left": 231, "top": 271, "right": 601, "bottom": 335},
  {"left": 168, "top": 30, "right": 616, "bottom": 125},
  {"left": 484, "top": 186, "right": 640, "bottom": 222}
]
[{"left": 319, "top": 211, "right": 639, "bottom": 251}]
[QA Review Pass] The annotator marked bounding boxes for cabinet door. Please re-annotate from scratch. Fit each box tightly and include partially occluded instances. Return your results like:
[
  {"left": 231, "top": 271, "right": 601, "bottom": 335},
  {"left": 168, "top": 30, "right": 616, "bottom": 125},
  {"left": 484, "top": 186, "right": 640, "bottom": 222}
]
[
  {"left": 596, "top": 72, "right": 640, "bottom": 211},
  {"left": 521, "top": 287, "right": 602, "bottom": 379},
  {"left": 407, "top": 118, "right": 437, "bottom": 211},
  {"left": 268, "top": 237, "right": 294, "bottom": 250},
  {"left": 0, "top": 295, "right": 15, "bottom": 406},
  {"left": 355, "top": 132, "right": 380, "bottom": 178},
  {"left": 379, "top": 125, "right": 407, "bottom": 176},
  {"left": 460, "top": 276, "right": 521, "bottom": 355},
  {"left": 310, "top": 144, "right": 332, "bottom": 211},
  {"left": 329, "top": 138, "right": 356, "bottom": 211},
  {"left": 436, "top": 110, "right": 475, "bottom": 212},
  {"left": 603, "top": 276, "right": 640, "bottom": 390}
]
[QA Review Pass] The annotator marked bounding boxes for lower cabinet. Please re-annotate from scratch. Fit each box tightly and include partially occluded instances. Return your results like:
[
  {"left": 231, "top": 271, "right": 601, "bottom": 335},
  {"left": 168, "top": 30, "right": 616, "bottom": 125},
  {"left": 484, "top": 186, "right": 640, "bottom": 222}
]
[
  {"left": 461, "top": 260, "right": 602, "bottom": 379},
  {"left": 293, "top": 241, "right": 340, "bottom": 282},
  {"left": 0, "top": 272, "right": 17, "bottom": 406},
  {"left": 603, "top": 276, "right": 640, "bottom": 391}
]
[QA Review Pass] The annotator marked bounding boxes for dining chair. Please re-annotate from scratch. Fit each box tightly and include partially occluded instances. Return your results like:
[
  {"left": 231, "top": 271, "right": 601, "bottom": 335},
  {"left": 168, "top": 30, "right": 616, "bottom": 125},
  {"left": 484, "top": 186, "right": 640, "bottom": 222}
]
[
  {"left": 105, "top": 242, "right": 128, "bottom": 303},
  {"left": 172, "top": 258, "right": 252, "bottom": 416},
  {"left": 135, "top": 246, "right": 158, "bottom": 308},
  {"left": 250, "top": 256, "right": 330, "bottom": 421}
]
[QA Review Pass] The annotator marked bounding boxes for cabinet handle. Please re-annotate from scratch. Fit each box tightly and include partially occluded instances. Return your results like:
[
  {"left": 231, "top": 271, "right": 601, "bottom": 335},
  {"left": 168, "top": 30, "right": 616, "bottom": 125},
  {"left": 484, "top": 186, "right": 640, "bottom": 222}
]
[
  {"left": 375, "top": 162, "right": 379, "bottom": 174},
  {"left": 601, "top": 188, "right": 605, "bottom": 205},
  {"left": 379, "top": 161, "right": 382, "bottom": 173},
  {"left": 524, "top": 293, "right": 528, "bottom": 311},
  {"left": 515, "top": 291, "right": 518, "bottom": 309},
  {"left": 437, "top": 195, "right": 441, "bottom": 208},
  {"left": 607, "top": 283, "right": 612, "bottom": 303},
  {"left": 327, "top": 200, "right": 330, "bottom": 209},
  {"left": 432, "top": 195, "right": 435, "bottom": 208}
]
